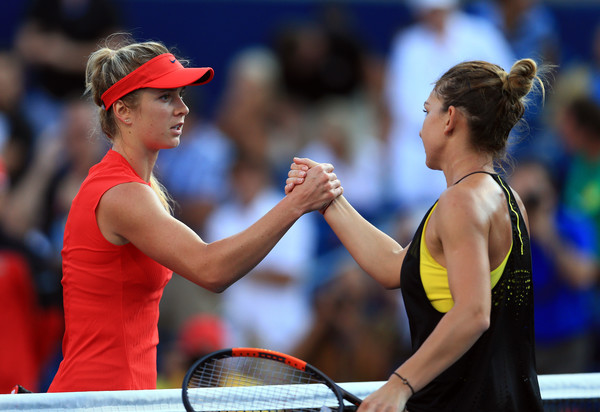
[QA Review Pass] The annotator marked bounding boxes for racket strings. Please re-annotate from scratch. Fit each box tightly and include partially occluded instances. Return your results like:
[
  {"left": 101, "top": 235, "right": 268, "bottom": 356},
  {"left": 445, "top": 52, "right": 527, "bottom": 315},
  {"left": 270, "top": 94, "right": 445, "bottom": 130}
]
[{"left": 186, "top": 356, "right": 340, "bottom": 411}]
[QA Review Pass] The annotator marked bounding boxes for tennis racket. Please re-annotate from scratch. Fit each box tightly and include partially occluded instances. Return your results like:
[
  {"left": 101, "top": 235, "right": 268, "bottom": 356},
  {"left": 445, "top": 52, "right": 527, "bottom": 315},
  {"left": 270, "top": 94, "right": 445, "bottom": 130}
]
[{"left": 182, "top": 347, "right": 363, "bottom": 412}]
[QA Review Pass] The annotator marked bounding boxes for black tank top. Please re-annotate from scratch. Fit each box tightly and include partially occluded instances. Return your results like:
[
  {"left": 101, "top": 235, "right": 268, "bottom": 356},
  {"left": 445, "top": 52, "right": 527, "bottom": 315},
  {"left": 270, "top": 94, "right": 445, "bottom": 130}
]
[{"left": 401, "top": 172, "right": 543, "bottom": 411}]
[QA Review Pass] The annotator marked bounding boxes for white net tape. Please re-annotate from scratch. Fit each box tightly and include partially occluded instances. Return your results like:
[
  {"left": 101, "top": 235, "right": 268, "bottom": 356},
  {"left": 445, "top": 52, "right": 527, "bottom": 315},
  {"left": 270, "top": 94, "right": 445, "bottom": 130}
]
[{"left": 0, "top": 374, "right": 597, "bottom": 411}]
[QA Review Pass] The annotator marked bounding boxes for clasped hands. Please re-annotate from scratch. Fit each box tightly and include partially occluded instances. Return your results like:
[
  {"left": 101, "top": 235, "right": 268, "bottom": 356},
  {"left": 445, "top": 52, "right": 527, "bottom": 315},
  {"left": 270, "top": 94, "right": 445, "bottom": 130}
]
[{"left": 285, "top": 157, "right": 343, "bottom": 214}]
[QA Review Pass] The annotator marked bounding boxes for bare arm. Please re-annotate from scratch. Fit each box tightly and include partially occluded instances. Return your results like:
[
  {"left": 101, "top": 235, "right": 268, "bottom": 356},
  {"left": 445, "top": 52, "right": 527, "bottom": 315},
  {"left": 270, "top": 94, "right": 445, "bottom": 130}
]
[
  {"left": 359, "top": 189, "right": 493, "bottom": 411},
  {"left": 1, "top": 136, "right": 63, "bottom": 237},
  {"left": 322, "top": 196, "right": 407, "bottom": 288},
  {"left": 97, "top": 163, "right": 342, "bottom": 292},
  {"left": 287, "top": 158, "right": 406, "bottom": 289}
]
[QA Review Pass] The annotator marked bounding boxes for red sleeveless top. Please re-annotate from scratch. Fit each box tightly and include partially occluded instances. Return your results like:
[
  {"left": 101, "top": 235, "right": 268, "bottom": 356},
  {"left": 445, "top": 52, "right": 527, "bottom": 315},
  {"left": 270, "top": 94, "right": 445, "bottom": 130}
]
[{"left": 49, "top": 150, "right": 172, "bottom": 392}]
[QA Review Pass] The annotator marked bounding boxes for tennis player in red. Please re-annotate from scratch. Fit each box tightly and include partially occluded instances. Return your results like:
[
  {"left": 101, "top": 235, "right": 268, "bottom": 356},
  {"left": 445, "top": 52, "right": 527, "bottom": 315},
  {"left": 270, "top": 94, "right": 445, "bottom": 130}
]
[{"left": 48, "top": 38, "right": 343, "bottom": 392}]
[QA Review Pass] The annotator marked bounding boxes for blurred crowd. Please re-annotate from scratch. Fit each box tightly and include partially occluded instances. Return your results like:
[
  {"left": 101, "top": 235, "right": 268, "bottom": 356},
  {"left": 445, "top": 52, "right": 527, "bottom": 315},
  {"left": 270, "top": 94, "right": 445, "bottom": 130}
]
[{"left": 1, "top": 0, "right": 600, "bottom": 393}]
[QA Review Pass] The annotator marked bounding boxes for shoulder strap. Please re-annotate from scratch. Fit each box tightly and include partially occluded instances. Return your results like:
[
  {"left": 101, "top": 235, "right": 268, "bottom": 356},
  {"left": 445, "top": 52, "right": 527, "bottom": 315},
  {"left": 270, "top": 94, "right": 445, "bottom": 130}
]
[{"left": 453, "top": 170, "right": 496, "bottom": 185}]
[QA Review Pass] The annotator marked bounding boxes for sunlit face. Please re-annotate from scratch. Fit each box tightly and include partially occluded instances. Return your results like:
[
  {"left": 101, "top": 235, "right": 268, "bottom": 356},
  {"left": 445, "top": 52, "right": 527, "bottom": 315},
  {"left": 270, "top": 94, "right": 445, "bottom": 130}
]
[
  {"left": 130, "top": 87, "right": 189, "bottom": 150},
  {"left": 420, "top": 91, "right": 448, "bottom": 170}
]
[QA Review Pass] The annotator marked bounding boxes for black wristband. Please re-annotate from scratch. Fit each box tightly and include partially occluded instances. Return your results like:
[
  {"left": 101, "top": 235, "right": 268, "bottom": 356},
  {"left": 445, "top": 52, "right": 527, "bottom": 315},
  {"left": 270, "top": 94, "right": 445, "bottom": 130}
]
[{"left": 392, "top": 371, "right": 415, "bottom": 396}]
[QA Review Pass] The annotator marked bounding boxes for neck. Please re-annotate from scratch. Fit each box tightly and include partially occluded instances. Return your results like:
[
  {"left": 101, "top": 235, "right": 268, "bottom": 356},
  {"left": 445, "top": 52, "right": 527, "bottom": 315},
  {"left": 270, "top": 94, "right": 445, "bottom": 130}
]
[
  {"left": 111, "top": 140, "right": 158, "bottom": 182},
  {"left": 443, "top": 152, "right": 495, "bottom": 187}
]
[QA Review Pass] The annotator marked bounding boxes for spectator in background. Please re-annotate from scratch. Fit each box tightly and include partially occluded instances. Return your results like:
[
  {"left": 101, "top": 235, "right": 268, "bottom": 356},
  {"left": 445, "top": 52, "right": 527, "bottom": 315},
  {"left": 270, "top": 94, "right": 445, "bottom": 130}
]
[
  {"left": 467, "top": 0, "right": 559, "bottom": 64},
  {"left": 0, "top": 49, "right": 34, "bottom": 188},
  {"left": 293, "top": 259, "right": 408, "bottom": 383},
  {"left": 1, "top": 97, "right": 107, "bottom": 266},
  {"left": 0, "top": 100, "right": 106, "bottom": 377},
  {"left": 0, "top": 155, "right": 63, "bottom": 394},
  {"left": 300, "top": 99, "right": 385, "bottom": 220},
  {"left": 557, "top": 96, "right": 600, "bottom": 370},
  {"left": 272, "top": 11, "right": 365, "bottom": 105},
  {"left": 14, "top": 0, "right": 122, "bottom": 135},
  {"left": 558, "top": 22, "right": 600, "bottom": 102},
  {"left": 384, "top": 0, "right": 514, "bottom": 219},
  {"left": 541, "top": 21, "right": 600, "bottom": 173},
  {"left": 509, "top": 159, "right": 598, "bottom": 374},
  {"left": 0, "top": 51, "right": 65, "bottom": 393},
  {"left": 205, "top": 152, "right": 318, "bottom": 354},
  {"left": 157, "top": 314, "right": 230, "bottom": 389},
  {"left": 549, "top": 22, "right": 600, "bottom": 142},
  {"left": 559, "top": 96, "right": 600, "bottom": 257},
  {"left": 270, "top": 6, "right": 383, "bottom": 180},
  {"left": 215, "top": 47, "right": 284, "bottom": 173}
]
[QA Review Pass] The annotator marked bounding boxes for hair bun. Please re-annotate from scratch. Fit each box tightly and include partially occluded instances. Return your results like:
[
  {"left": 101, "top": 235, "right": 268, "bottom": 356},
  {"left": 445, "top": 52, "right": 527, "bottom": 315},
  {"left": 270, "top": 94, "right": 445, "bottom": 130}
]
[{"left": 503, "top": 58, "right": 538, "bottom": 100}]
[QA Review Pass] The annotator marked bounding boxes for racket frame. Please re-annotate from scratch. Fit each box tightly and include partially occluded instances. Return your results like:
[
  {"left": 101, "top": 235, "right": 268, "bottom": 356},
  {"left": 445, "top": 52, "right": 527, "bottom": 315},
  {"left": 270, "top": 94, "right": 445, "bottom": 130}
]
[{"left": 182, "top": 347, "right": 362, "bottom": 412}]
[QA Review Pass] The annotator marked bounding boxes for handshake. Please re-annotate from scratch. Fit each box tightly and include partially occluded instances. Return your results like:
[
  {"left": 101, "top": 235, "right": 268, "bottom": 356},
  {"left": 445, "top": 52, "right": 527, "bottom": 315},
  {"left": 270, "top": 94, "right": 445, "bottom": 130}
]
[{"left": 283, "top": 157, "right": 343, "bottom": 214}]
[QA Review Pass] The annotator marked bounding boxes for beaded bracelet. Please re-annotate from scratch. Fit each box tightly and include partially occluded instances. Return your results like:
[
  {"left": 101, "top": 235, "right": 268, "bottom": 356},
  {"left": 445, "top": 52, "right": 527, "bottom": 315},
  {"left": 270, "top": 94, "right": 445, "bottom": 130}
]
[{"left": 392, "top": 371, "right": 415, "bottom": 396}]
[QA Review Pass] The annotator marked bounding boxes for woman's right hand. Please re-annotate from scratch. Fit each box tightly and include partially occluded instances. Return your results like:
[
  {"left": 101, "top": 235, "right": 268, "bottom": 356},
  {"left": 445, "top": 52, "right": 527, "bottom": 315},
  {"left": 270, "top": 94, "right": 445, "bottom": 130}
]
[
  {"left": 285, "top": 157, "right": 343, "bottom": 214},
  {"left": 358, "top": 378, "right": 411, "bottom": 412}
]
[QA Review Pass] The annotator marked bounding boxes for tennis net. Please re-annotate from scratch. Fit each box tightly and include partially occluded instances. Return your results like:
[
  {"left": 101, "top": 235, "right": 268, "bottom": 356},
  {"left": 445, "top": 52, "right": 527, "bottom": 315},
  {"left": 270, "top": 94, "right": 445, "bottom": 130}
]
[{"left": 0, "top": 373, "right": 598, "bottom": 411}]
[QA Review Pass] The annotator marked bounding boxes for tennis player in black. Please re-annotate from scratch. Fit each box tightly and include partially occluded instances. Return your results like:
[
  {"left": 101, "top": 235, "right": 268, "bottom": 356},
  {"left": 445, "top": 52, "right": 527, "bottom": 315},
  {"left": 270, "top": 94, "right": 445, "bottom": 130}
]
[{"left": 286, "top": 58, "right": 545, "bottom": 411}]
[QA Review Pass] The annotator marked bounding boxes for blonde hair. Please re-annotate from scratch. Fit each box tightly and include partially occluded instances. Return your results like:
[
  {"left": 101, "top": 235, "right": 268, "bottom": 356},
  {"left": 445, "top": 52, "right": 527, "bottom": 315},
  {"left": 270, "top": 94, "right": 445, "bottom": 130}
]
[
  {"left": 85, "top": 36, "right": 175, "bottom": 213},
  {"left": 433, "top": 58, "right": 546, "bottom": 161}
]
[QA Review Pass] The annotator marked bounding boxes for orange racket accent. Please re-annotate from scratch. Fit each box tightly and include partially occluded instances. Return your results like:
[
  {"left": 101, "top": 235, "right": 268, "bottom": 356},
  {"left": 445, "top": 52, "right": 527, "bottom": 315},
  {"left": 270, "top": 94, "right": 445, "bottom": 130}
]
[{"left": 231, "top": 347, "right": 307, "bottom": 371}]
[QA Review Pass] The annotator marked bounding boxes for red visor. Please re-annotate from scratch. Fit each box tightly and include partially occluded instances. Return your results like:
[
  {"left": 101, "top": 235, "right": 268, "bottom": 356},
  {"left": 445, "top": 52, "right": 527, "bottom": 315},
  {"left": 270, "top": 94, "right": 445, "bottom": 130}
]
[{"left": 100, "top": 53, "right": 214, "bottom": 110}]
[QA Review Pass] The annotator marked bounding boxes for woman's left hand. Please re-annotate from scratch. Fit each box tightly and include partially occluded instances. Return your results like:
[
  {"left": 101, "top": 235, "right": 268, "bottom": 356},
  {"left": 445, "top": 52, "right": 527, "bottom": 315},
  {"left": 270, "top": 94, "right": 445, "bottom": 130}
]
[{"left": 284, "top": 157, "right": 314, "bottom": 195}]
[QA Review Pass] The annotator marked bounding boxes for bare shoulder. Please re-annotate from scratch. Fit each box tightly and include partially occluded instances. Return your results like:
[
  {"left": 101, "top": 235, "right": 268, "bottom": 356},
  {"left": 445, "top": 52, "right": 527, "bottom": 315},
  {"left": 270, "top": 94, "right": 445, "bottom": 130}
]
[
  {"left": 437, "top": 183, "right": 486, "bottom": 223},
  {"left": 432, "top": 174, "right": 516, "bottom": 268},
  {"left": 99, "top": 181, "right": 165, "bottom": 219},
  {"left": 97, "top": 181, "right": 168, "bottom": 243},
  {"left": 435, "top": 175, "right": 504, "bottom": 231}
]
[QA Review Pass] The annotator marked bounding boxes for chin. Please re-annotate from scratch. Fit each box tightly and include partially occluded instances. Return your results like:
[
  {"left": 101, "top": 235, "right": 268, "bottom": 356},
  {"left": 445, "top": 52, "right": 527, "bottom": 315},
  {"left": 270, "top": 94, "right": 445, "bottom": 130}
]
[
  {"left": 424, "top": 158, "right": 441, "bottom": 171},
  {"left": 163, "top": 137, "right": 181, "bottom": 149}
]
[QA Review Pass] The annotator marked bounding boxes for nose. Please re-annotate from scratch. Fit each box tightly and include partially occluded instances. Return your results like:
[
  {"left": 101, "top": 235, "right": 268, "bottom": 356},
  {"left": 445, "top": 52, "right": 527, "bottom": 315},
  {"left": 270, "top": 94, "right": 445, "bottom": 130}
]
[{"left": 175, "top": 95, "right": 189, "bottom": 116}]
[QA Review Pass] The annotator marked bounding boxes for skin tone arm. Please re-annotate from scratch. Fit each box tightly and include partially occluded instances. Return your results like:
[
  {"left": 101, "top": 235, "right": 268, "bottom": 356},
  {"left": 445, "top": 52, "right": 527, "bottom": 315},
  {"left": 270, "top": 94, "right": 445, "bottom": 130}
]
[
  {"left": 1, "top": 135, "right": 63, "bottom": 237},
  {"left": 96, "top": 162, "right": 342, "bottom": 293},
  {"left": 286, "top": 158, "right": 407, "bottom": 289}
]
